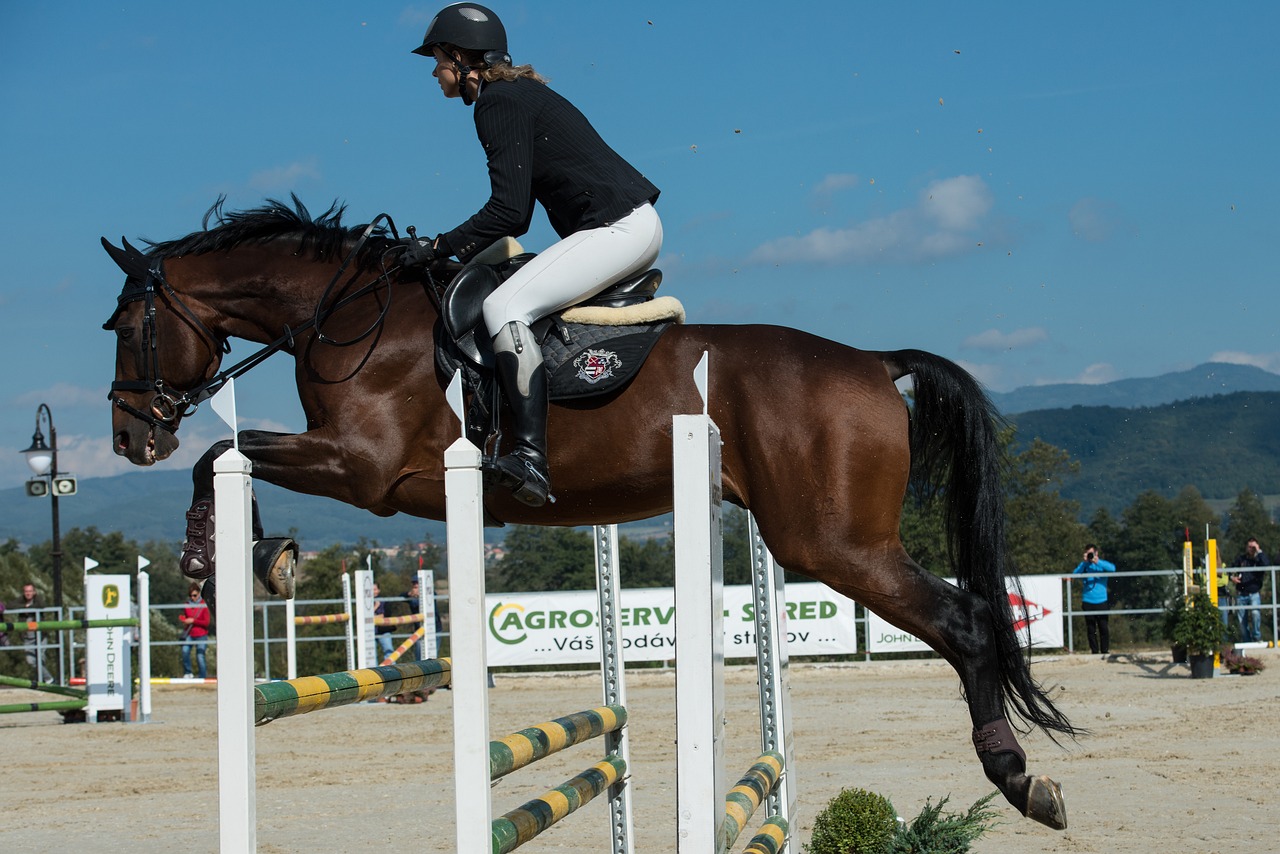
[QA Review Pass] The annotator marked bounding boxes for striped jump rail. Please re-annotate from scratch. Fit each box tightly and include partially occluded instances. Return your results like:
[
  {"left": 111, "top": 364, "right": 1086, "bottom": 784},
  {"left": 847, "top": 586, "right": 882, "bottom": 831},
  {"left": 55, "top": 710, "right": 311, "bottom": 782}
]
[
  {"left": 490, "top": 706, "right": 627, "bottom": 781},
  {"left": 742, "top": 816, "right": 790, "bottom": 854},
  {"left": 292, "top": 613, "right": 349, "bottom": 626},
  {"left": 372, "top": 613, "right": 423, "bottom": 627},
  {"left": 0, "top": 618, "right": 138, "bottom": 633},
  {"left": 0, "top": 699, "right": 88, "bottom": 715},
  {"left": 722, "top": 751, "right": 786, "bottom": 850},
  {"left": 254, "top": 658, "right": 451, "bottom": 724},
  {"left": 0, "top": 674, "right": 88, "bottom": 700},
  {"left": 380, "top": 626, "right": 427, "bottom": 665},
  {"left": 491, "top": 754, "right": 627, "bottom": 854}
]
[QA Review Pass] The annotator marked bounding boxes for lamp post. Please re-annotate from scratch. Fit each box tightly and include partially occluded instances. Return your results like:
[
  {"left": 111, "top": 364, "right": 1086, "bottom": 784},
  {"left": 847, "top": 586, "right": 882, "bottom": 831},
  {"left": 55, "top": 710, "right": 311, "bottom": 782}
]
[{"left": 21, "top": 403, "right": 65, "bottom": 608}]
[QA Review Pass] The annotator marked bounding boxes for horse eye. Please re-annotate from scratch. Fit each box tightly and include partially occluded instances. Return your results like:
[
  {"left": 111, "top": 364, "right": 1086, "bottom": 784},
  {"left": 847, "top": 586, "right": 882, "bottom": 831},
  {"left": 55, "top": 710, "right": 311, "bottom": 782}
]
[{"left": 117, "top": 326, "right": 135, "bottom": 342}]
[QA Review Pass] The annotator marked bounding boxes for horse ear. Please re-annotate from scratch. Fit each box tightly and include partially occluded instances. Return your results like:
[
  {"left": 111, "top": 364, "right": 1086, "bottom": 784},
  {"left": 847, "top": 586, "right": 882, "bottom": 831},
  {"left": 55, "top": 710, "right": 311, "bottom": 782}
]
[{"left": 101, "top": 236, "right": 150, "bottom": 279}]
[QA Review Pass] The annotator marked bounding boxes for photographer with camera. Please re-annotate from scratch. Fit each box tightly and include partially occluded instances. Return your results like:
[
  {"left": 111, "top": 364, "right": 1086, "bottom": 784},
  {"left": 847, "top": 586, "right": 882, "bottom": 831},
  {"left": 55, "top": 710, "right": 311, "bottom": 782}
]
[{"left": 1073, "top": 544, "right": 1117, "bottom": 658}]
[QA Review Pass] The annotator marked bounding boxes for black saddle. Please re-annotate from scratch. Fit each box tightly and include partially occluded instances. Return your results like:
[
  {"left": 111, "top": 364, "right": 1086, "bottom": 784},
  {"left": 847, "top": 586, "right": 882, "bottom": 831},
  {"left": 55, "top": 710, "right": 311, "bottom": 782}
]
[{"left": 430, "top": 255, "right": 674, "bottom": 452}]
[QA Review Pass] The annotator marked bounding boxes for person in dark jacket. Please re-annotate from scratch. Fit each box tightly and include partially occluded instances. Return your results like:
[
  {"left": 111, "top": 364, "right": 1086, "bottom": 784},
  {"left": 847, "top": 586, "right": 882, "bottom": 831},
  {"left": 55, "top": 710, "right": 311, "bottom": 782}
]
[
  {"left": 1230, "top": 537, "right": 1268, "bottom": 643},
  {"left": 403, "top": 3, "right": 662, "bottom": 508}
]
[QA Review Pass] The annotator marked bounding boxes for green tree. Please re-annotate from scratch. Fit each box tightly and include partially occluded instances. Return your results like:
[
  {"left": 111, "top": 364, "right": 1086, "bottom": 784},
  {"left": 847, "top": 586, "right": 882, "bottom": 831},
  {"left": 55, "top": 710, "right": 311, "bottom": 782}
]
[
  {"left": 1221, "top": 488, "right": 1280, "bottom": 562},
  {"left": 1003, "top": 438, "right": 1089, "bottom": 575},
  {"left": 491, "top": 526, "right": 595, "bottom": 592},
  {"left": 619, "top": 535, "right": 674, "bottom": 588}
]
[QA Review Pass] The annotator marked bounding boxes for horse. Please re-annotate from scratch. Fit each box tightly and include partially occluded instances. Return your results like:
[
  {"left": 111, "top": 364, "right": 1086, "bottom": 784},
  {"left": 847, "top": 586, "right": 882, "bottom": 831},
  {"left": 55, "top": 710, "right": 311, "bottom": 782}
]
[{"left": 101, "top": 197, "right": 1072, "bottom": 829}]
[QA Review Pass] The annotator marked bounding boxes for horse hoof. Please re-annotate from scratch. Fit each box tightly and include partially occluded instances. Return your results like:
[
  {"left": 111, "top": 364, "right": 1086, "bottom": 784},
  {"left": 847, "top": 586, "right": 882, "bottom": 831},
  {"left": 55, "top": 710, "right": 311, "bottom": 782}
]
[
  {"left": 253, "top": 538, "right": 298, "bottom": 599},
  {"left": 1025, "top": 775, "right": 1067, "bottom": 830}
]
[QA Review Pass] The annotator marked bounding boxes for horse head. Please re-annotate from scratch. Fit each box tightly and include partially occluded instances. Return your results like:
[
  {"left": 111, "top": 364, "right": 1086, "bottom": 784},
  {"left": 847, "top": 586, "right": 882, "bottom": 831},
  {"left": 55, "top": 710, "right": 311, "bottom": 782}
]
[{"left": 101, "top": 237, "right": 227, "bottom": 465}]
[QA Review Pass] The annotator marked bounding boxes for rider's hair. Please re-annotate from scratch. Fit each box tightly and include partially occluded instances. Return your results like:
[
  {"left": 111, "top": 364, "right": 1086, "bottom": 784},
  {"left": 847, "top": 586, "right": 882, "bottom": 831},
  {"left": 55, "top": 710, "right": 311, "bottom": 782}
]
[{"left": 450, "top": 45, "right": 547, "bottom": 85}]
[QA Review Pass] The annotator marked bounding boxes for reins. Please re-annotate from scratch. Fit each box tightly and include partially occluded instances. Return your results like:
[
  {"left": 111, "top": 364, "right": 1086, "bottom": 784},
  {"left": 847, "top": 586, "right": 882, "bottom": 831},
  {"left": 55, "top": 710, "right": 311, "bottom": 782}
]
[{"left": 108, "top": 213, "right": 409, "bottom": 434}]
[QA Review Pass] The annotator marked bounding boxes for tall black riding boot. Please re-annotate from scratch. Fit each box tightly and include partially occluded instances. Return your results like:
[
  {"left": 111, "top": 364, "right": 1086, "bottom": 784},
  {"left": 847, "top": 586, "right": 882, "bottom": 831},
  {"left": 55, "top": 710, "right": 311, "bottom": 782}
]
[{"left": 488, "top": 321, "right": 551, "bottom": 507}]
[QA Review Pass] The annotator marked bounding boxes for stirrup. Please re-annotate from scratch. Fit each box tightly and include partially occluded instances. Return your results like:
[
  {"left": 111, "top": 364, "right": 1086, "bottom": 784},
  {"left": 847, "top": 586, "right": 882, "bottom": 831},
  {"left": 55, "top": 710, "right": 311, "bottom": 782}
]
[{"left": 485, "top": 453, "right": 551, "bottom": 507}]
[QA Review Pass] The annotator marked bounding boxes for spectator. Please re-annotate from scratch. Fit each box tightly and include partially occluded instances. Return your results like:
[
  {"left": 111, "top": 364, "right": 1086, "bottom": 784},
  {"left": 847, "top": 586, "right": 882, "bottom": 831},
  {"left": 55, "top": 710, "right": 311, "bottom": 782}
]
[
  {"left": 373, "top": 583, "right": 395, "bottom": 663},
  {"left": 1230, "top": 538, "right": 1268, "bottom": 644},
  {"left": 178, "top": 582, "right": 212, "bottom": 679},
  {"left": 0, "top": 598, "right": 7, "bottom": 647},
  {"left": 402, "top": 580, "right": 422, "bottom": 663},
  {"left": 19, "top": 583, "right": 54, "bottom": 682},
  {"left": 1073, "top": 544, "right": 1117, "bottom": 658}
]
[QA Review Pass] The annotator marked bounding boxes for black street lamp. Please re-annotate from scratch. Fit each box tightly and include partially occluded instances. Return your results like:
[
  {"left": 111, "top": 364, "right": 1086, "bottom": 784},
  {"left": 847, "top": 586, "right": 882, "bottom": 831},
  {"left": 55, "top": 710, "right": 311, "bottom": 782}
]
[{"left": 21, "top": 403, "right": 75, "bottom": 608}]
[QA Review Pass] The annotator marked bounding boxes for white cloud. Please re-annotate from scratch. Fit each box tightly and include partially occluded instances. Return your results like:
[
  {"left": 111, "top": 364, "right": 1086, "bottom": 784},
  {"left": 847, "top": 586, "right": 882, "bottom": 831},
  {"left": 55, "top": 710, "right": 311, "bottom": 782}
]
[
  {"left": 248, "top": 158, "right": 322, "bottom": 192},
  {"left": 962, "top": 327, "right": 1048, "bottom": 352},
  {"left": 953, "top": 359, "right": 1005, "bottom": 390},
  {"left": 1208, "top": 350, "right": 1280, "bottom": 374},
  {"left": 1068, "top": 197, "right": 1136, "bottom": 242},
  {"left": 748, "top": 174, "right": 993, "bottom": 265},
  {"left": 1033, "top": 362, "right": 1118, "bottom": 386},
  {"left": 813, "top": 173, "right": 860, "bottom": 195},
  {"left": 14, "top": 383, "right": 107, "bottom": 409}
]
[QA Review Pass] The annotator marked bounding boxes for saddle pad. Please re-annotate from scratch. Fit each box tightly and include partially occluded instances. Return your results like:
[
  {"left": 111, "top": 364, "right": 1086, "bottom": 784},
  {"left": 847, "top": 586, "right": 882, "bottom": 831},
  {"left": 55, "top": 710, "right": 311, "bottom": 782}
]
[
  {"left": 545, "top": 321, "right": 672, "bottom": 399},
  {"left": 434, "top": 320, "right": 673, "bottom": 402}
]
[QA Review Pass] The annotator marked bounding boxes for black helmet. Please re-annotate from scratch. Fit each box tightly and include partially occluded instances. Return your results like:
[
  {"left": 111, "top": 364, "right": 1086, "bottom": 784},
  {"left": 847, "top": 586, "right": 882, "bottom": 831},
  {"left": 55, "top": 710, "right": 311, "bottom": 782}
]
[{"left": 412, "top": 3, "right": 507, "bottom": 58}]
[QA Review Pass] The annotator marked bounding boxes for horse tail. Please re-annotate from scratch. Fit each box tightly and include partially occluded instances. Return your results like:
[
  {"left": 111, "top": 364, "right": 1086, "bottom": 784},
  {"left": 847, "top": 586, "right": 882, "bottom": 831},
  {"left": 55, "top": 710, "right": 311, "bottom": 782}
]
[{"left": 884, "top": 348, "right": 1076, "bottom": 739}]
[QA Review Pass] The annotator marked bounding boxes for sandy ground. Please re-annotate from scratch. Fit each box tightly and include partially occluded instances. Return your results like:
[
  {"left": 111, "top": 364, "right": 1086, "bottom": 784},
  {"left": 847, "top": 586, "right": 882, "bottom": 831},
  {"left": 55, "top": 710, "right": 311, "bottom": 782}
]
[{"left": 0, "top": 650, "right": 1275, "bottom": 853}]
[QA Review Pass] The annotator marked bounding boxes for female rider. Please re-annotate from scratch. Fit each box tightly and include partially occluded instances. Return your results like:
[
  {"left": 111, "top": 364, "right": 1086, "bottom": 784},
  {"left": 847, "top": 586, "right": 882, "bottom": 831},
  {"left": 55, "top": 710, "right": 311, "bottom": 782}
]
[{"left": 403, "top": 3, "right": 662, "bottom": 508}]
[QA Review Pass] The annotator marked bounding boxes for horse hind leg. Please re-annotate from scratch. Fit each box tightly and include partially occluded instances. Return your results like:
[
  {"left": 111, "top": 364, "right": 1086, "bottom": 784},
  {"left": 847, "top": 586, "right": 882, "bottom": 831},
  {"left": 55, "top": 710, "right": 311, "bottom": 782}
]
[{"left": 821, "top": 546, "right": 1067, "bottom": 830}]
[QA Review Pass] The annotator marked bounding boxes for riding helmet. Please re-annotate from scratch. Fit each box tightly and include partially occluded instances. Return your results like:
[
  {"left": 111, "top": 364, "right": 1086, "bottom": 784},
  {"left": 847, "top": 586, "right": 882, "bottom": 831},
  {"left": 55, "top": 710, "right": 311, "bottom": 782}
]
[{"left": 412, "top": 3, "right": 508, "bottom": 58}]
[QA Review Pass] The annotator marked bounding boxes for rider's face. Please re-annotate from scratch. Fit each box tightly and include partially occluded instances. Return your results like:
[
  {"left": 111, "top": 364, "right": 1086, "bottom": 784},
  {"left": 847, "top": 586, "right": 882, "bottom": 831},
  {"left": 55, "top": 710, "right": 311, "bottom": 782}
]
[{"left": 431, "top": 47, "right": 463, "bottom": 99}]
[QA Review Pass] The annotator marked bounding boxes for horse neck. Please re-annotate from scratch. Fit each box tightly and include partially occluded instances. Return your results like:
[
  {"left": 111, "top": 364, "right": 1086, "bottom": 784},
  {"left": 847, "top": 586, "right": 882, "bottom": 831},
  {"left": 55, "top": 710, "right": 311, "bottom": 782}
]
[{"left": 174, "top": 249, "right": 347, "bottom": 346}]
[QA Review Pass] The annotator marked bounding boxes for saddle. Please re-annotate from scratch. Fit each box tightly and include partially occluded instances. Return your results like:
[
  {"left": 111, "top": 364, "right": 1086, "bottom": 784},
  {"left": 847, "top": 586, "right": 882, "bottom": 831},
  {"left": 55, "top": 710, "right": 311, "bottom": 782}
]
[{"left": 431, "top": 238, "right": 684, "bottom": 452}]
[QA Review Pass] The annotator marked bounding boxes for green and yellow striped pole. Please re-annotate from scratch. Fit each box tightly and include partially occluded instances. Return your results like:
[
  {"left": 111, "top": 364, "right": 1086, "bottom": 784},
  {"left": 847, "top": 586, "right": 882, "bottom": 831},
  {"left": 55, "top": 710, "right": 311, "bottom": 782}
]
[
  {"left": 489, "top": 705, "right": 627, "bottom": 781},
  {"left": 253, "top": 658, "right": 451, "bottom": 724},
  {"left": 0, "top": 618, "right": 137, "bottom": 633},
  {"left": 0, "top": 699, "right": 87, "bottom": 715},
  {"left": 721, "top": 751, "right": 785, "bottom": 849},
  {"left": 741, "top": 816, "right": 790, "bottom": 854},
  {"left": 490, "top": 755, "right": 627, "bottom": 854},
  {"left": 0, "top": 674, "right": 87, "bottom": 699}
]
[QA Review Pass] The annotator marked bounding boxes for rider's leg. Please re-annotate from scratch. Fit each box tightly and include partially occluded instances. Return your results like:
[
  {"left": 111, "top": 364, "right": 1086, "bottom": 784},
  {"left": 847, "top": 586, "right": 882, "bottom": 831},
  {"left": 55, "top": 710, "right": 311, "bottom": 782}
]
[
  {"left": 489, "top": 320, "right": 551, "bottom": 507},
  {"left": 481, "top": 204, "right": 662, "bottom": 505}
]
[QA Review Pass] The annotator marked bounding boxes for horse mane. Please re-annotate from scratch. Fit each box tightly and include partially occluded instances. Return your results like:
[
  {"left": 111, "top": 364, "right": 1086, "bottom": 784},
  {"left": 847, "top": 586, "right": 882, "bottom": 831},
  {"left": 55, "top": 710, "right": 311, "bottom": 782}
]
[{"left": 144, "top": 194, "right": 393, "bottom": 263}]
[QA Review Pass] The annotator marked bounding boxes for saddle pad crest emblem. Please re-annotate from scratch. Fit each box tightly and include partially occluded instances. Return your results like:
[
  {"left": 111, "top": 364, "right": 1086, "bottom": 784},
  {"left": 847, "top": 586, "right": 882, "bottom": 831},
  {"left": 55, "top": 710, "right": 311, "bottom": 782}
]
[{"left": 574, "top": 348, "right": 622, "bottom": 384}]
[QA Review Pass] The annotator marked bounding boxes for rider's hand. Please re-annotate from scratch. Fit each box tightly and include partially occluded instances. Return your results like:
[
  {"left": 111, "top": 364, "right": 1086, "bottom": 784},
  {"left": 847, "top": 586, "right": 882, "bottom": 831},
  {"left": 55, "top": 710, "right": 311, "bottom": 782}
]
[{"left": 400, "top": 238, "right": 439, "bottom": 270}]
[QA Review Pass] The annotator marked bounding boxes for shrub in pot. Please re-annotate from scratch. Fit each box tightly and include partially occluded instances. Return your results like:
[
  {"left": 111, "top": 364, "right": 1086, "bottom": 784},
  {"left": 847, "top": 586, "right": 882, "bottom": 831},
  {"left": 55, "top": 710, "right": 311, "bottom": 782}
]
[{"left": 1172, "top": 591, "right": 1225, "bottom": 678}]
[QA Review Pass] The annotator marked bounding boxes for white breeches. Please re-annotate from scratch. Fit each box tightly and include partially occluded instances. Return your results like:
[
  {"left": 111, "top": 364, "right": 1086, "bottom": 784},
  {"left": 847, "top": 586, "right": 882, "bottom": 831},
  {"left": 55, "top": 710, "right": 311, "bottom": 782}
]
[{"left": 482, "top": 203, "right": 662, "bottom": 336}]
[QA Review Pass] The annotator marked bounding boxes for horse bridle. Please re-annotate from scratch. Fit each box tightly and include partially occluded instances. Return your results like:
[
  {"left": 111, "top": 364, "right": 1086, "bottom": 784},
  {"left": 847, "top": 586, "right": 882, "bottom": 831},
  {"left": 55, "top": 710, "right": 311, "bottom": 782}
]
[
  {"left": 107, "top": 213, "right": 407, "bottom": 435},
  {"left": 107, "top": 258, "right": 231, "bottom": 435}
]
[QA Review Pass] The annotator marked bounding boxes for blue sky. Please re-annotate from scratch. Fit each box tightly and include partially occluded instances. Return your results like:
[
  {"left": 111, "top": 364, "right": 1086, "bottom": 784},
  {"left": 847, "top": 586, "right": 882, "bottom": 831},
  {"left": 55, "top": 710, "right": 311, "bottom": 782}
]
[{"left": 2, "top": 2, "right": 1278, "bottom": 489}]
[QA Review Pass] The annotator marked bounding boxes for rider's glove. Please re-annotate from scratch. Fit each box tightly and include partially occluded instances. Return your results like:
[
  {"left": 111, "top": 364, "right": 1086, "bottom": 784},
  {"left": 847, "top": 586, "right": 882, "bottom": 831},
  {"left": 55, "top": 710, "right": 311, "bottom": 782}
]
[{"left": 400, "top": 238, "right": 439, "bottom": 270}]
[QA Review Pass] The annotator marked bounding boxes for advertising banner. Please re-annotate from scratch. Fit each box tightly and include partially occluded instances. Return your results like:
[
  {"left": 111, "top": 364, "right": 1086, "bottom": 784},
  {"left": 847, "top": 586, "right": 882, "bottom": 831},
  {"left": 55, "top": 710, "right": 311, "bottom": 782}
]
[
  {"left": 485, "top": 582, "right": 858, "bottom": 667},
  {"left": 866, "top": 574, "right": 1064, "bottom": 654},
  {"left": 85, "top": 574, "right": 131, "bottom": 719}
]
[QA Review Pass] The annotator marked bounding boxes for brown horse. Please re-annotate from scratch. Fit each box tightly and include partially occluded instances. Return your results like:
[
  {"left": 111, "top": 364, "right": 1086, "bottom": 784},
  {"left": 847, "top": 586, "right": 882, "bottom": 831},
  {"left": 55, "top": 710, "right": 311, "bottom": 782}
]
[{"left": 102, "top": 198, "right": 1071, "bottom": 829}]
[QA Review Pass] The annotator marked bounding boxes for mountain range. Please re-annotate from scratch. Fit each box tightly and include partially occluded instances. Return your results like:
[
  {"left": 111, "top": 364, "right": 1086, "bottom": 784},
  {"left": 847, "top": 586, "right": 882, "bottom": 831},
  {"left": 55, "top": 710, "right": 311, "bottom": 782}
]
[{"left": 3, "top": 362, "right": 1277, "bottom": 546}]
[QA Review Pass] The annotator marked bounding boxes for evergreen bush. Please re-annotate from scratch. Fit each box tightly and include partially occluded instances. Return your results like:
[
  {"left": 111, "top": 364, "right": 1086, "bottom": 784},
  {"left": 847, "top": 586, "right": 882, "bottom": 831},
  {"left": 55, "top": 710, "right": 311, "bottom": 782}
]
[{"left": 804, "top": 787, "right": 898, "bottom": 854}]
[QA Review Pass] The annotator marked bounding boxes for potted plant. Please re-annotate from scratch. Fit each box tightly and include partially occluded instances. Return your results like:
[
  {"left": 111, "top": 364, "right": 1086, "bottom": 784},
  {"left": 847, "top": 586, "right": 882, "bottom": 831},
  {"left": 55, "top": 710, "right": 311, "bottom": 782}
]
[
  {"left": 1162, "top": 595, "right": 1188, "bottom": 664},
  {"left": 1222, "top": 649, "right": 1266, "bottom": 676},
  {"left": 1171, "top": 591, "right": 1225, "bottom": 678}
]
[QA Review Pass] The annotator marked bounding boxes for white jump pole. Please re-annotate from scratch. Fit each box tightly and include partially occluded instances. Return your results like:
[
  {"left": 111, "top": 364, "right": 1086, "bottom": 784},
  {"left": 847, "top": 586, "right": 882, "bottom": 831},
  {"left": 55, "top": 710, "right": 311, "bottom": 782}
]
[
  {"left": 137, "top": 563, "right": 152, "bottom": 723},
  {"left": 214, "top": 447, "right": 257, "bottom": 853},
  {"left": 418, "top": 568, "right": 438, "bottom": 660},
  {"left": 341, "top": 571, "right": 355, "bottom": 670},
  {"left": 354, "top": 564, "right": 375, "bottom": 669},
  {"left": 673, "top": 406, "right": 728, "bottom": 852},
  {"left": 284, "top": 597, "right": 297, "bottom": 680},
  {"left": 446, "top": 435, "right": 492, "bottom": 851}
]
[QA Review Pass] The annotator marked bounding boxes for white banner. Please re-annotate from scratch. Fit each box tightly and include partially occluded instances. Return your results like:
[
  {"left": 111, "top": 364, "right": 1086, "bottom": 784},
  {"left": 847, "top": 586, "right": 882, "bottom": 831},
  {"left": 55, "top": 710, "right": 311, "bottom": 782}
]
[
  {"left": 85, "top": 574, "right": 131, "bottom": 719},
  {"left": 867, "top": 575, "right": 1064, "bottom": 654},
  {"left": 485, "top": 583, "right": 858, "bottom": 667}
]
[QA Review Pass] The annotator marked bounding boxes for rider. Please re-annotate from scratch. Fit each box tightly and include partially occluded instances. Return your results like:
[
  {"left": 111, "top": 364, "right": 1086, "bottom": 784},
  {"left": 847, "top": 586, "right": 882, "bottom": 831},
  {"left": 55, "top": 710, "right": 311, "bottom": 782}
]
[{"left": 402, "top": 2, "right": 662, "bottom": 508}]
